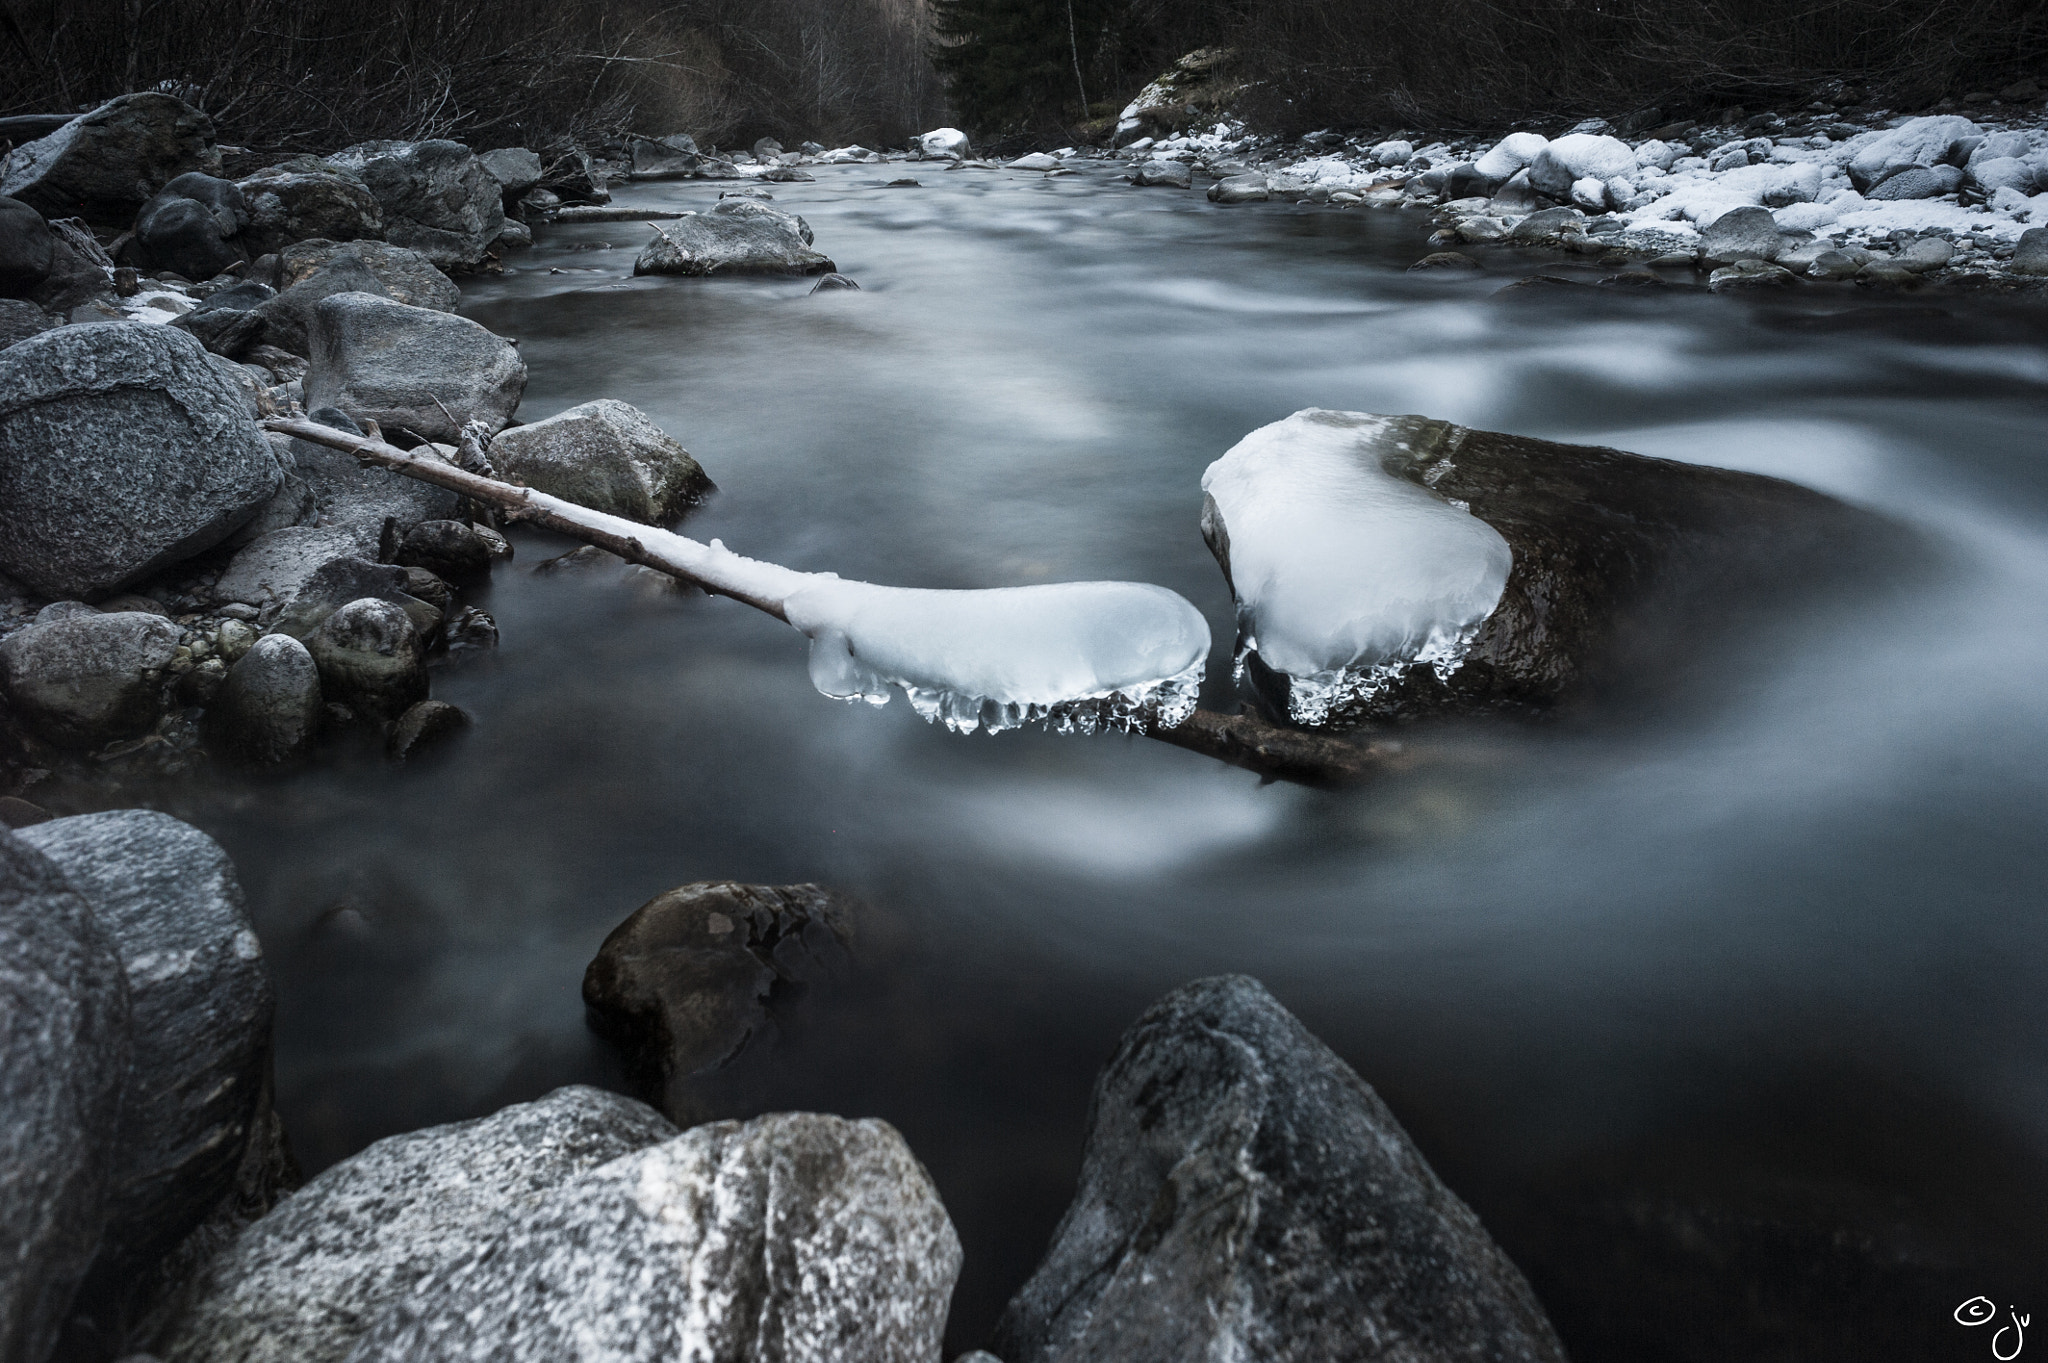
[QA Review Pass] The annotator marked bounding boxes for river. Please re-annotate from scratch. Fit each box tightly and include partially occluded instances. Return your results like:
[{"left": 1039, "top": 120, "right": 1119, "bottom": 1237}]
[{"left": 192, "top": 163, "right": 2048, "bottom": 1359}]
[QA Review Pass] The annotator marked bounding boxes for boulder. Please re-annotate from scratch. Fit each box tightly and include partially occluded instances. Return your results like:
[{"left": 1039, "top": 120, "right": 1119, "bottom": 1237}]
[
  {"left": 0, "top": 93, "right": 221, "bottom": 226},
  {"left": 1866, "top": 164, "right": 1963, "bottom": 200},
  {"left": 231, "top": 241, "right": 457, "bottom": 358},
  {"left": 136, "top": 188, "right": 245, "bottom": 282},
  {"left": 538, "top": 150, "right": 609, "bottom": 206},
  {"left": 0, "top": 610, "right": 181, "bottom": 746},
  {"left": 1207, "top": 173, "right": 1269, "bottom": 204},
  {"left": 1129, "top": 158, "right": 1193, "bottom": 188},
  {"left": 17, "top": 812, "right": 276, "bottom": 1334},
  {"left": 810, "top": 272, "right": 861, "bottom": 293},
  {"left": 1474, "top": 131, "right": 1549, "bottom": 181},
  {"left": 628, "top": 137, "right": 701, "bottom": 179},
  {"left": 993, "top": 976, "right": 1565, "bottom": 1363},
  {"left": 0, "top": 323, "right": 280, "bottom": 598},
  {"left": 1114, "top": 48, "right": 1244, "bottom": 143},
  {"left": 0, "top": 194, "right": 54, "bottom": 297},
  {"left": 1444, "top": 162, "right": 1502, "bottom": 198},
  {"left": 0, "top": 828, "right": 130, "bottom": 1363},
  {"left": 235, "top": 160, "right": 383, "bottom": 257},
  {"left": 1200, "top": 410, "right": 1910, "bottom": 728},
  {"left": 343, "top": 1112, "right": 959, "bottom": 1363},
  {"left": 915, "top": 127, "right": 971, "bottom": 159},
  {"left": 304, "top": 291, "right": 526, "bottom": 442},
  {"left": 29, "top": 217, "right": 114, "bottom": 313},
  {"left": 210, "top": 633, "right": 323, "bottom": 765},
  {"left": 1527, "top": 133, "right": 1637, "bottom": 200},
  {"left": 173, "top": 278, "right": 278, "bottom": 353},
  {"left": 583, "top": 881, "right": 853, "bottom": 1117},
  {"left": 1845, "top": 114, "right": 1978, "bottom": 191},
  {"left": 213, "top": 526, "right": 372, "bottom": 609},
  {"left": 303, "top": 597, "right": 427, "bottom": 720},
  {"left": 1968, "top": 155, "right": 2037, "bottom": 196},
  {"left": 1410, "top": 250, "right": 1482, "bottom": 271},
  {"left": 478, "top": 147, "right": 543, "bottom": 198},
  {"left": 1507, "top": 206, "right": 1586, "bottom": 243},
  {"left": 1700, "top": 204, "right": 1788, "bottom": 264},
  {"left": 326, "top": 140, "right": 504, "bottom": 271},
  {"left": 2011, "top": 226, "right": 2048, "bottom": 276},
  {"left": 1894, "top": 236, "right": 1954, "bottom": 273},
  {"left": 391, "top": 519, "right": 492, "bottom": 581},
  {"left": 633, "top": 201, "right": 834, "bottom": 277},
  {"left": 248, "top": 407, "right": 462, "bottom": 552},
  {"left": 0, "top": 297, "right": 58, "bottom": 349},
  {"left": 162, "top": 1087, "right": 678, "bottom": 1363},
  {"left": 1008, "top": 152, "right": 1061, "bottom": 171},
  {"left": 489, "top": 398, "right": 714, "bottom": 524}
]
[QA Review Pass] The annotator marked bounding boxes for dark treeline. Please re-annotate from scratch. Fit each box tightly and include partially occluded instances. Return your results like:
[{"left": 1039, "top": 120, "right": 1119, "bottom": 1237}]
[
  {"left": 0, "top": 0, "right": 947, "bottom": 151},
  {"left": 936, "top": 0, "right": 2048, "bottom": 136}
]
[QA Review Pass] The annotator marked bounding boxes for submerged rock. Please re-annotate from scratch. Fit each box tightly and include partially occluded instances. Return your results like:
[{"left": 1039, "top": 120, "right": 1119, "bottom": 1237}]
[
  {"left": 303, "top": 291, "right": 525, "bottom": 442},
  {"left": 633, "top": 201, "right": 835, "bottom": 277},
  {"left": 162, "top": 1087, "right": 678, "bottom": 1363},
  {"left": 583, "top": 881, "right": 854, "bottom": 1117},
  {"left": 343, "top": 1111, "right": 959, "bottom": 1363},
  {"left": 993, "top": 975, "right": 1566, "bottom": 1363},
  {"left": 0, "top": 93, "right": 221, "bottom": 226},
  {"left": 0, "top": 322, "right": 280, "bottom": 599},
  {"left": 1201, "top": 409, "right": 1906, "bottom": 728},
  {"left": 0, "top": 828, "right": 129, "bottom": 1363},
  {"left": 489, "top": 398, "right": 714, "bottom": 524}
]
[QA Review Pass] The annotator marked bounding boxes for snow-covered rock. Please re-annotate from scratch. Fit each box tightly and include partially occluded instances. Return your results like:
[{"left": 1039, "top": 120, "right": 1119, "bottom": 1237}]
[
  {"left": 1369, "top": 138, "right": 1412, "bottom": 167},
  {"left": 1844, "top": 114, "right": 1978, "bottom": 191},
  {"left": 1474, "top": 132, "right": 1547, "bottom": 181},
  {"left": 1527, "top": 133, "right": 1636, "bottom": 200},
  {"left": 915, "top": 127, "right": 970, "bottom": 160},
  {"left": 1971, "top": 156, "right": 2038, "bottom": 196},
  {"left": 1634, "top": 138, "right": 1683, "bottom": 172},
  {"left": 1008, "top": 152, "right": 1061, "bottom": 171}
]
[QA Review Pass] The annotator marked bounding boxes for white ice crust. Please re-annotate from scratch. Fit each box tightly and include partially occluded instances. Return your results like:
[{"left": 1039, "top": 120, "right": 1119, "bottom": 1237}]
[
  {"left": 784, "top": 578, "right": 1210, "bottom": 735},
  {"left": 1202, "top": 410, "right": 1512, "bottom": 725}
]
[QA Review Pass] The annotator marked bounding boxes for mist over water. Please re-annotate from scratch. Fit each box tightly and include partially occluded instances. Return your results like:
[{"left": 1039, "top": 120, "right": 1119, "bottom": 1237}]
[{"left": 184, "top": 166, "right": 2048, "bottom": 1358}]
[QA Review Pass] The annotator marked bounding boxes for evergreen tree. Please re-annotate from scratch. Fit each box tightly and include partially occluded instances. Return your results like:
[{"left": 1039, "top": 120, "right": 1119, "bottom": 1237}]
[{"left": 932, "top": 0, "right": 1108, "bottom": 131}]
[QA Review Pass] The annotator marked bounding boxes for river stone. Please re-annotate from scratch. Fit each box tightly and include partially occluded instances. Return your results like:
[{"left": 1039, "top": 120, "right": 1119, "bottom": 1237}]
[
  {"left": 17, "top": 813, "right": 274, "bottom": 1295},
  {"left": 1893, "top": 236, "right": 1954, "bottom": 273},
  {"left": 1205, "top": 411, "right": 1909, "bottom": 729},
  {"left": 0, "top": 323, "right": 279, "bottom": 598},
  {"left": 391, "top": 519, "right": 491, "bottom": 581},
  {"left": 265, "top": 408, "right": 461, "bottom": 551},
  {"left": 326, "top": 140, "right": 504, "bottom": 271},
  {"left": 0, "top": 94, "right": 221, "bottom": 226},
  {"left": 1867, "top": 164, "right": 1964, "bottom": 200},
  {"left": 0, "top": 297, "right": 58, "bottom": 348},
  {"left": 629, "top": 137, "right": 702, "bottom": 179},
  {"left": 211, "top": 633, "right": 323, "bottom": 764},
  {"left": 0, "top": 611, "right": 181, "bottom": 746},
  {"left": 0, "top": 828, "right": 130, "bottom": 1363},
  {"left": 303, "top": 597, "right": 426, "bottom": 720},
  {"left": 633, "top": 201, "right": 835, "bottom": 276},
  {"left": 583, "top": 881, "right": 854, "bottom": 1117},
  {"left": 1475, "top": 131, "right": 1549, "bottom": 180},
  {"left": 1526, "top": 132, "right": 1637, "bottom": 200},
  {"left": 916, "top": 127, "right": 971, "bottom": 159},
  {"left": 0, "top": 194, "right": 54, "bottom": 297},
  {"left": 342, "top": 1112, "right": 960, "bottom": 1363},
  {"left": 213, "top": 526, "right": 367, "bottom": 608},
  {"left": 1708, "top": 259, "right": 1798, "bottom": 291},
  {"left": 277, "top": 239, "right": 458, "bottom": 310},
  {"left": 137, "top": 195, "right": 243, "bottom": 282},
  {"left": 172, "top": 278, "right": 277, "bottom": 351},
  {"left": 1507, "top": 206, "right": 1585, "bottom": 242},
  {"left": 386, "top": 698, "right": 469, "bottom": 762},
  {"left": 479, "top": 147, "right": 543, "bottom": 196},
  {"left": 1130, "top": 159, "right": 1193, "bottom": 188},
  {"left": 235, "top": 161, "right": 383, "bottom": 257},
  {"left": 304, "top": 291, "right": 525, "bottom": 442},
  {"left": 489, "top": 398, "right": 714, "bottom": 524},
  {"left": 162, "top": 1087, "right": 678, "bottom": 1363},
  {"left": 993, "top": 976, "right": 1566, "bottom": 1363},
  {"left": 265, "top": 556, "right": 416, "bottom": 637},
  {"left": 29, "top": 218, "right": 113, "bottom": 313},
  {"left": 1208, "top": 173, "right": 1269, "bottom": 203},
  {"left": 1845, "top": 113, "right": 1978, "bottom": 191},
  {"left": 1700, "top": 205, "right": 1788, "bottom": 265},
  {"left": 2012, "top": 227, "right": 2048, "bottom": 276}
]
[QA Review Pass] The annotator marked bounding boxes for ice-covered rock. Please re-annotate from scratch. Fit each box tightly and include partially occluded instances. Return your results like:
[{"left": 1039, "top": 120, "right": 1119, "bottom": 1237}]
[
  {"left": 784, "top": 578, "right": 1209, "bottom": 735},
  {"left": 1773, "top": 201, "right": 1839, "bottom": 232},
  {"left": 1970, "top": 156, "right": 2038, "bottom": 196},
  {"left": 1527, "top": 132, "right": 1636, "bottom": 200},
  {"left": 1474, "top": 131, "right": 1548, "bottom": 181},
  {"left": 1370, "top": 138, "right": 1413, "bottom": 167},
  {"left": 992, "top": 976, "right": 1567, "bottom": 1363},
  {"left": 915, "top": 127, "right": 971, "bottom": 160},
  {"left": 1200, "top": 410, "right": 1511, "bottom": 726}
]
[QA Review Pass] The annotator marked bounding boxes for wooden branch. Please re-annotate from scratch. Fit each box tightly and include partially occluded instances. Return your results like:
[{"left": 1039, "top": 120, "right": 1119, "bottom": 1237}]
[{"left": 265, "top": 417, "right": 1396, "bottom": 787}]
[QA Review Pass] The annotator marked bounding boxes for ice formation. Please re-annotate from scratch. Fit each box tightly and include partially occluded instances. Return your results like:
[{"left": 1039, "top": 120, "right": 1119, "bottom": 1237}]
[
  {"left": 1201, "top": 410, "right": 1512, "bottom": 726},
  {"left": 784, "top": 579, "right": 1209, "bottom": 735}
]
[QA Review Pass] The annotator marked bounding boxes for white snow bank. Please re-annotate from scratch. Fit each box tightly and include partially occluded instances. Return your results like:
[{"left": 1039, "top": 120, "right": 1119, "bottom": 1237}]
[
  {"left": 1201, "top": 410, "right": 1512, "bottom": 726},
  {"left": 784, "top": 579, "right": 1209, "bottom": 734}
]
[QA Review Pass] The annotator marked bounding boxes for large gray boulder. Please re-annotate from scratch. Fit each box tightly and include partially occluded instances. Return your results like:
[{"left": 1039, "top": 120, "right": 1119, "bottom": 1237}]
[
  {"left": 0, "top": 610, "right": 181, "bottom": 747},
  {"left": 0, "top": 323, "right": 280, "bottom": 599},
  {"left": 0, "top": 828, "right": 130, "bottom": 1363},
  {"left": 213, "top": 526, "right": 371, "bottom": 609},
  {"left": 490, "top": 398, "right": 714, "bottom": 524},
  {"left": 343, "top": 1112, "right": 960, "bottom": 1363},
  {"left": 327, "top": 140, "right": 505, "bottom": 272},
  {"left": 304, "top": 292, "right": 525, "bottom": 442},
  {"left": 583, "top": 881, "right": 853, "bottom": 1118},
  {"left": 633, "top": 200, "right": 835, "bottom": 277},
  {"left": 236, "top": 160, "right": 383, "bottom": 257},
  {"left": 0, "top": 194, "right": 54, "bottom": 297},
  {"left": 277, "top": 239, "right": 458, "bottom": 311},
  {"left": 0, "top": 93, "right": 221, "bottom": 226},
  {"left": 994, "top": 976, "right": 1566, "bottom": 1363},
  {"left": 1700, "top": 205, "right": 1788, "bottom": 264},
  {"left": 628, "top": 136, "right": 702, "bottom": 179},
  {"left": 17, "top": 812, "right": 276, "bottom": 1342},
  {"left": 209, "top": 632, "right": 323, "bottom": 765},
  {"left": 136, "top": 172, "right": 250, "bottom": 281},
  {"left": 162, "top": 1087, "right": 679, "bottom": 1363},
  {"left": 478, "top": 147, "right": 543, "bottom": 197}
]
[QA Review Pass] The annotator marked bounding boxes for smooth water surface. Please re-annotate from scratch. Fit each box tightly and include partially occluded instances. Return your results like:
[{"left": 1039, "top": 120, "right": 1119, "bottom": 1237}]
[{"left": 193, "top": 165, "right": 2048, "bottom": 1359}]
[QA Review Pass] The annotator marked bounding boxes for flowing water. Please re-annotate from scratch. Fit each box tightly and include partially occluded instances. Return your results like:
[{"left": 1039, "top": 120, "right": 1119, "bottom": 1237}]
[{"left": 183, "top": 165, "right": 2048, "bottom": 1358}]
